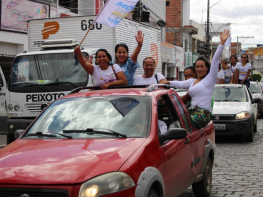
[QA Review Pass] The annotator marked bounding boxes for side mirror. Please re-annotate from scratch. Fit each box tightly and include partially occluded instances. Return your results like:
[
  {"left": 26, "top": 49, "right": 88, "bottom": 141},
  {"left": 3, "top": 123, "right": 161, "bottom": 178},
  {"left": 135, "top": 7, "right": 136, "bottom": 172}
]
[
  {"left": 14, "top": 129, "right": 25, "bottom": 139},
  {"left": 252, "top": 98, "right": 261, "bottom": 104},
  {"left": 161, "top": 128, "right": 187, "bottom": 142}
]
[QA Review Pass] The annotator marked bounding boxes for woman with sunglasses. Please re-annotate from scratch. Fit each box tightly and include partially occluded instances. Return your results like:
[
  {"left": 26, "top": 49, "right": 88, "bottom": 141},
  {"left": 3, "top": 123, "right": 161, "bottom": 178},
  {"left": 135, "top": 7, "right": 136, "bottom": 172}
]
[{"left": 236, "top": 54, "right": 252, "bottom": 87}]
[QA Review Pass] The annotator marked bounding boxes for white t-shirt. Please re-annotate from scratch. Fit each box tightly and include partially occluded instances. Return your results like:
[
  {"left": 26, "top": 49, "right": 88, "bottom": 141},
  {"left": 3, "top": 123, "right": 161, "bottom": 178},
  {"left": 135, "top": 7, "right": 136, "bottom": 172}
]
[
  {"left": 133, "top": 73, "right": 165, "bottom": 85},
  {"left": 222, "top": 68, "right": 233, "bottom": 84},
  {"left": 92, "top": 64, "right": 122, "bottom": 86},
  {"left": 169, "top": 44, "right": 224, "bottom": 113},
  {"left": 158, "top": 120, "right": 167, "bottom": 135},
  {"left": 229, "top": 64, "right": 237, "bottom": 75},
  {"left": 237, "top": 63, "right": 252, "bottom": 80},
  {"left": 217, "top": 70, "right": 224, "bottom": 83}
]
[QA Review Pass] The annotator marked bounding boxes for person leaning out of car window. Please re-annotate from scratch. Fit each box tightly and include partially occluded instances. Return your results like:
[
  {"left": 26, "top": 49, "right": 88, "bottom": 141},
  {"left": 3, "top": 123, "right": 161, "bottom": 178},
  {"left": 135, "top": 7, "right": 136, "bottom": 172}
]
[
  {"left": 133, "top": 57, "right": 166, "bottom": 85},
  {"left": 235, "top": 54, "right": 252, "bottom": 87},
  {"left": 74, "top": 47, "right": 127, "bottom": 89}
]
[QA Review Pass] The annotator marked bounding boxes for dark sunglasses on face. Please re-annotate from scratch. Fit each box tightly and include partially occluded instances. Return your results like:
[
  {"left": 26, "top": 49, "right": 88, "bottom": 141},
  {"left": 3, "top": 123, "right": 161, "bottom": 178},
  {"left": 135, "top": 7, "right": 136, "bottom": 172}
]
[{"left": 241, "top": 56, "right": 247, "bottom": 58}]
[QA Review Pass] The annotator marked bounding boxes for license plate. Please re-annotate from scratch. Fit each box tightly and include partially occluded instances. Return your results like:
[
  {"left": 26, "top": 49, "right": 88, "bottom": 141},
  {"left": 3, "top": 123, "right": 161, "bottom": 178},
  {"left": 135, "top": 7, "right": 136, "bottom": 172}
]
[{"left": 214, "top": 124, "right": 226, "bottom": 130}]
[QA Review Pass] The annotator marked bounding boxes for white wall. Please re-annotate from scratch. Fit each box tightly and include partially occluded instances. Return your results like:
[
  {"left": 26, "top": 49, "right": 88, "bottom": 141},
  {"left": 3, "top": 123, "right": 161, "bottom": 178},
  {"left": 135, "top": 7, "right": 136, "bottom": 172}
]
[
  {"left": 190, "top": 20, "right": 205, "bottom": 42},
  {"left": 0, "top": 31, "right": 28, "bottom": 55},
  {"left": 183, "top": 0, "right": 190, "bottom": 26}
]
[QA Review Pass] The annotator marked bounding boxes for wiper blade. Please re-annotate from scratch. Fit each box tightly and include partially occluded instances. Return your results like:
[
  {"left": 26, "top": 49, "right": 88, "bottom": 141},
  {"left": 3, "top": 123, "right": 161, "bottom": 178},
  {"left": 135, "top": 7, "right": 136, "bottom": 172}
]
[
  {"left": 26, "top": 131, "right": 72, "bottom": 139},
  {"left": 220, "top": 99, "right": 241, "bottom": 102},
  {"left": 63, "top": 128, "right": 127, "bottom": 138},
  {"left": 43, "top": 82, "right": 78, "bottom": 88},
  {"left": 27, "top": 131, "right": 57, "bottom": 137}
]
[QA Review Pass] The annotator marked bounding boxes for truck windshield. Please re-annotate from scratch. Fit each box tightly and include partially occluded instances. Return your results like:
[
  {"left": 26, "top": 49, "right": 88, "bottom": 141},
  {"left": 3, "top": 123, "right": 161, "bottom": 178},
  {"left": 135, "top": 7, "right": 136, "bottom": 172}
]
[
  {"left": 24, "top": 96, "right": 151, "bottom": 139},
  {"left": 9, "top": 53, "right": 88, "bottom": 87}
]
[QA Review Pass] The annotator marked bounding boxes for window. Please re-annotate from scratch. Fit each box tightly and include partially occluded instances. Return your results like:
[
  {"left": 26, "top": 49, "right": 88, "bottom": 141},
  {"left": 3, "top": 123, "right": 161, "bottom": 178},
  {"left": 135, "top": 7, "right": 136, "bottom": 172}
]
[{"left": 171, "top": 94, "right": 191, "bottom": 133}]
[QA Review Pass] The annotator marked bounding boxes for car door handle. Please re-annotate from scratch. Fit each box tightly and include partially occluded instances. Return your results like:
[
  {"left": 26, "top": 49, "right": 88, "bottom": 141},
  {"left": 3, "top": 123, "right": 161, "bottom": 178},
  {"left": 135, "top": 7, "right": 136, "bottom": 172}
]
[{"left": 185, "top": 138, "right": 190, "bottom": 144}]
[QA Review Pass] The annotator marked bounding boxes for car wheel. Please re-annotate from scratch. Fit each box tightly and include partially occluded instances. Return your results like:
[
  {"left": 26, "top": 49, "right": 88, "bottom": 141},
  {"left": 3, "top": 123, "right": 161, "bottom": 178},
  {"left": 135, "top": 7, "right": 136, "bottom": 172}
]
[
  {"left": 245, "top": 123, "right": 253, "bottom": 142},
  {"left": 192, "top": 157, "right": 212, "bottom": 197},
  {"left": 7, "top": 134, "right": 15, "bottom": 145},
  {"left": 147, "top": 189, "right": 159, "bottom": 197},
  {"left": 254, "top": 118, "right": 257, "bottom": 133}
]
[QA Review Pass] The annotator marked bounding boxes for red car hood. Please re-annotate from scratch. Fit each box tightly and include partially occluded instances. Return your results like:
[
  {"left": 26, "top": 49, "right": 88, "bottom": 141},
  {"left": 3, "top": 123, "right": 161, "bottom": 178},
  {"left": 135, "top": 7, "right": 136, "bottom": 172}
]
[{"left": 0, "top": 138, "right": 146, "bottom": 184}]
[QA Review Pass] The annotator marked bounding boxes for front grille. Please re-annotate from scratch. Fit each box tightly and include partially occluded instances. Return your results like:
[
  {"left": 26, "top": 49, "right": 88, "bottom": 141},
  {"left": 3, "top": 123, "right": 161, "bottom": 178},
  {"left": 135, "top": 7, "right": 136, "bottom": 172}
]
[
  {"left": 212, "top": 115, "right": 236, "bottom": 120},
  {"left": 25, "top": 103, "right": 49, "bottom": 113},
  {"left": 0, "top": 188, "right": 68, "bottom": 197}
]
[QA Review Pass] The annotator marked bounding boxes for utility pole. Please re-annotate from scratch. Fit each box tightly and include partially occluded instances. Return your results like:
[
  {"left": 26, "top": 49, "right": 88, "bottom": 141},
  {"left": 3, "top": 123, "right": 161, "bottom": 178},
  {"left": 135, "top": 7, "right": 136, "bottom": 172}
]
[
  {"left": 236, "top": 36, "right": 254, "bottom": 59},
  {"left": 206, "top": 0, "right": 210, "bottom": 60}
]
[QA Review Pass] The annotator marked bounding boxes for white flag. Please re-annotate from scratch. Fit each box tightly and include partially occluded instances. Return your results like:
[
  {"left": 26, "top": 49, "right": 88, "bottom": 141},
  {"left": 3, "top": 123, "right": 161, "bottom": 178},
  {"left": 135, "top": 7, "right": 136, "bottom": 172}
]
[{"left": 95, "top": 0, "right": 139, "bottom": 27}]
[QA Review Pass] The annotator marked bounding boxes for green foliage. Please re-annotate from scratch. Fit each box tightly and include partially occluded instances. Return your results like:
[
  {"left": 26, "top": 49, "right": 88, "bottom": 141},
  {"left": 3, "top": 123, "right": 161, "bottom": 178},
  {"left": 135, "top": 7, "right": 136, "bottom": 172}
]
[{"left": 249, "top": 74, "right": 262, "bottom": 82}]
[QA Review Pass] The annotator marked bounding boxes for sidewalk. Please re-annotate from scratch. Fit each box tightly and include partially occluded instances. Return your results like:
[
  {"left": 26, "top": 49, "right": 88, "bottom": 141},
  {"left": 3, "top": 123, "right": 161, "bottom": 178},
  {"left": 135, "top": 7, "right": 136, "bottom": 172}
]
[{"left": 0, "top": 135, "right": 7, "bottom": 148}]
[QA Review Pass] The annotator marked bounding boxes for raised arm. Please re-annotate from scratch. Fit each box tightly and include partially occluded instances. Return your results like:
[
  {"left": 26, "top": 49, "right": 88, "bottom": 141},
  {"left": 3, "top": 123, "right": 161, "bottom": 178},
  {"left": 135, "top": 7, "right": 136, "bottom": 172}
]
[
  {"left": 130, "top": 31, "right": 144, "bottom": 63},
  {"left": 208, "top": 29, "right": 231, "bottom": 83},
  {"left": 74, "top": 46, "right": 94, "bottom": 75}
]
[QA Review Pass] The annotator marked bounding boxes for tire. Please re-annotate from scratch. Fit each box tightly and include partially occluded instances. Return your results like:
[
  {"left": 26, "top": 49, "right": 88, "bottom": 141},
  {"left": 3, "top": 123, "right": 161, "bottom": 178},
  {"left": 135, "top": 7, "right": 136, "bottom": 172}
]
[
  {"left": 192, "top": 157, "right": 212, "bottom": 197},
  {"left": 254, "top": 118, "right": 257, "bottom": 133},
  {"left": 147, "top": 189, "right": 159, "bottom": 197},
  {"left": 7, "top": 134, "right": 15, "bottom": 145},
  {"left": 245, "top": 123, "right": 253, "bottom": 142}
]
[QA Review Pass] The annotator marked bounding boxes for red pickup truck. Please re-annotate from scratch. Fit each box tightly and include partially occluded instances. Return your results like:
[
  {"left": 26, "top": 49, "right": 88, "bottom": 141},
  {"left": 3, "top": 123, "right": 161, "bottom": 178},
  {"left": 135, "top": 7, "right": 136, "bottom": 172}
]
[{"left": 0, "top": 85, "right": 215, "bottom": 197}]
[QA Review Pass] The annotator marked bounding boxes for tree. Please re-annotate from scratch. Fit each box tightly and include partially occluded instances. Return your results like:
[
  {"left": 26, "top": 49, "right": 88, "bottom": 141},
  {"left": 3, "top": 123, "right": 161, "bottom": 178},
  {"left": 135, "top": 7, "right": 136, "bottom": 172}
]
[{"left": 249, "top": 74, "right": 262, "bottom": 82}]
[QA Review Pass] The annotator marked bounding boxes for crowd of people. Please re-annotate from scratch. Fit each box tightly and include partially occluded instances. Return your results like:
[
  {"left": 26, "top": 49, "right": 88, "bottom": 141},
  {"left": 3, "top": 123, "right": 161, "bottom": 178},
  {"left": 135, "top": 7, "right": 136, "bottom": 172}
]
[
  {"left": 217, "top": 53, "right": 252, "bottom": 87},
  {"left": 74, "top": 29, "right": 231, "bottom": 130}
]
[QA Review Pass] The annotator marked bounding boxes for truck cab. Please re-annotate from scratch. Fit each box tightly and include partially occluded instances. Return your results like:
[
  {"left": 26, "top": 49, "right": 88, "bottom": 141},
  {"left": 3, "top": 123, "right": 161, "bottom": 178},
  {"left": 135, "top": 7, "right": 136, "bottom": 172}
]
[{"left": 0, "top": 39, "right": 97, "bottom": 144}]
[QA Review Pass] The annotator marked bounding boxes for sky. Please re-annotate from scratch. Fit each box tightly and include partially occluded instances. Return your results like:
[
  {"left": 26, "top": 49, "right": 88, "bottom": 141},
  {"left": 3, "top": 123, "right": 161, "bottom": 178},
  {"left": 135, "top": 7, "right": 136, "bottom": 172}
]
[{"left": 190, "top": 0, "right": 263, "bottom": 49}]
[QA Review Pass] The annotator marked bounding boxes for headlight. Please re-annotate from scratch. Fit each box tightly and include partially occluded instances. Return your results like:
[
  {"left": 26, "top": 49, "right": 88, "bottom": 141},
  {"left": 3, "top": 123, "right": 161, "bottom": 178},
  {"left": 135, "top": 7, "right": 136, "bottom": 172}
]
[
  {"left": 8, "top": 104, "right": 13, "bottom": 111},
  {"left": 14, "top": 105, "right": 20, "bottom": 111},
  {"left": 254, "top": 95, "right": 261, "bottom": 99},
  {"left": 236, "top": 112, "right": 250, "bottom": 119},
  {"left": 79, "top": 172, "right": 135, "bottom": 197}
]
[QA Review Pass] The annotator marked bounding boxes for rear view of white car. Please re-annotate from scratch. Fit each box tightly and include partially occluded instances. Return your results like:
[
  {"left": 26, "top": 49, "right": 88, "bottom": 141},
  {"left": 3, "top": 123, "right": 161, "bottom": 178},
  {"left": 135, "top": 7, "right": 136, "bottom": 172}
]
[{"left": 211, "top": 84, "right": 260, "bottom": 142}]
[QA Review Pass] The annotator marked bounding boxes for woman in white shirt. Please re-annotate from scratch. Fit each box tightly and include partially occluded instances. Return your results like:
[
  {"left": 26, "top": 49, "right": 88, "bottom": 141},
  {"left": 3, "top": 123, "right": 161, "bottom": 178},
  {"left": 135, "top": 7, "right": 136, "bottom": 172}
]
[
  {"left": 217, "top": 64, "right": 225, "bottom": 84},
  {"left": 165, "top": 29, "right": 230, "bottom": 128},
  {"left": 74, "top": 47, "right": 127, "bottom": 89},
  {"left": 236, "top": 54, "right": 252, "bottom": 87},
  {"left": 133, "top": 57, "right": 166, "bottom": 85},
  {"left": 229, "top": 55, "right": 238, "bottom": 83},
  {"left": 221, "top": 59, "right": 234, "bottom": 84}
]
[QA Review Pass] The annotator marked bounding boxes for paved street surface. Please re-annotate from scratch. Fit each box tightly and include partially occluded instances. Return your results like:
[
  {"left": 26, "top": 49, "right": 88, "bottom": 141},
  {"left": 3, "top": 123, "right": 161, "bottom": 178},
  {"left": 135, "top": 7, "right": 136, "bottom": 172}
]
[
  {"left": 182, "top": 118, "right": 263, "bottom": 197},
  {"left": 0, "top": 119, "right": 263, "bottom": 197}
]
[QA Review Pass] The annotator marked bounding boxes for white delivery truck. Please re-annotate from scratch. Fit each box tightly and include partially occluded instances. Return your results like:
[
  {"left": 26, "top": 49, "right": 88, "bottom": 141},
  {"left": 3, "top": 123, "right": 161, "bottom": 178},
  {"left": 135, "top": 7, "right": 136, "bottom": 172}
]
[{"left": 0, "top": 15, "right": 161, "bottom": 144}]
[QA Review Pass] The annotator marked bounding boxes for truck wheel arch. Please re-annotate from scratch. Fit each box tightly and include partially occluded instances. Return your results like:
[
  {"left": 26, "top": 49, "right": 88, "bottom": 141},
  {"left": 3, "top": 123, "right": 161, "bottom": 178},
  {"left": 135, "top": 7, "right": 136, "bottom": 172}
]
[{"left": 135, "top": 167, "right": 165, "bottom": 197}]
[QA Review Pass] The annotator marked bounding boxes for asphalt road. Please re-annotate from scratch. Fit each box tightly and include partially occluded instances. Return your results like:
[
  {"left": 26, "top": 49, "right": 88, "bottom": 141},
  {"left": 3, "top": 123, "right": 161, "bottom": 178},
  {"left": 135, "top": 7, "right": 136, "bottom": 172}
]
[{"left": 0, "top": 119, "right": 263, "bottom": 197}]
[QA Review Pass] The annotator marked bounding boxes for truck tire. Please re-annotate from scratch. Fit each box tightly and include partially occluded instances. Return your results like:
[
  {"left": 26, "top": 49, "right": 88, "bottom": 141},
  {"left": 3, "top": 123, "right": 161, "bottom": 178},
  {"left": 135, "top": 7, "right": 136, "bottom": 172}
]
[
  {"left": 192, "top": 157, "right": 212, "bottom": 197},
  {"left": 147, "top": 189, "right": 159, "bottom": 197},
  {"left": 7, "top": 134, "right": 15, "bottom": 145}
]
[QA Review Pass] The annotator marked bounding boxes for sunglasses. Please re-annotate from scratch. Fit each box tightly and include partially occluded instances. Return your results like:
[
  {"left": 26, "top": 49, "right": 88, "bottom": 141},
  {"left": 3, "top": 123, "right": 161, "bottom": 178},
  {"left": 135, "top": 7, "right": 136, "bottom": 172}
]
[{"left": 241, "top": 57, "right": 247, "bottom": 58}]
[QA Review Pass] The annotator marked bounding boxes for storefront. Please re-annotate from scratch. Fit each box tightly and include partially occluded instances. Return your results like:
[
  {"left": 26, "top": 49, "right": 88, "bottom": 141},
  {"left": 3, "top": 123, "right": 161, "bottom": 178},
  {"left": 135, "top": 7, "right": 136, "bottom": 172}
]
[
  {"left": 174, "top": 46, "right": 185, "bottom": 81},
  {"left": 161, "top": 42, "right": 176, "bottom": 80}
]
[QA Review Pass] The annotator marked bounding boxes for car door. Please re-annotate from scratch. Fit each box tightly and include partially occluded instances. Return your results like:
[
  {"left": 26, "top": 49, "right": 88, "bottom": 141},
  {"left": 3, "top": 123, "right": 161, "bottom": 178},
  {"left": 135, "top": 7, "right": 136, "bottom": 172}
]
[
  {"left": 0, "top": 67, "right": 7, "bottom": 134},
  {"left": 158, "top": 94, "right": 192, "bottom": 196},
  {"left": 169, "top": 93, "right": 205, "bottom": 182}
]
